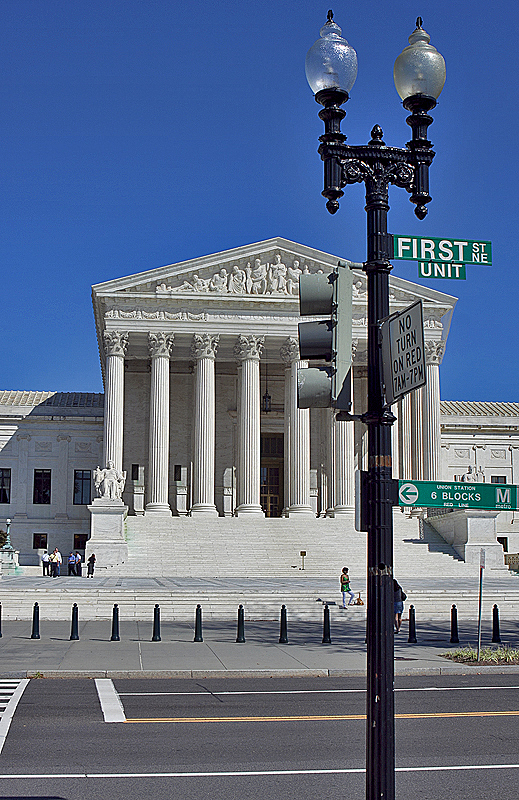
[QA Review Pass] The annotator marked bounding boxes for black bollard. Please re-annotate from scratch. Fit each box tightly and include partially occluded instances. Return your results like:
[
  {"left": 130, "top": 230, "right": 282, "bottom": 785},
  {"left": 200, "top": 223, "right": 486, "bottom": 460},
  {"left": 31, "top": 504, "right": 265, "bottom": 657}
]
[
  {"left": 0, "top": 601, "right": 3, "bottom": 638},
  {"left": 322, "top": 604, "right": 331, "bottom": 644},
  {"left": 279, "top": 604, "right": 288, "bottom": 644},
  {"left": 110, "top": 604, "right": 120, "bottom": 641},
  {"left": 31, "top": 602, "right": 40, "bottom": 640},
  {"left": 152, "top": 604, "right": 161, "bottom": 642},
  {"left": 450, "top": 604, "right": 460, "bottom": 644},
  {"left": 407, "top": 604, "right": 417, "bottom": 644},
  {"left": 194, "top": 604, "right": 203, "bottom": 642},
  {"left": 492, "top": 604, "right": 501, "bottom": 644},
  {"left": 236, "top": 604, "right": 245, "bottom": 643},
  {"left": 69, "top": 603, "right": 79, "bottom": 641}
]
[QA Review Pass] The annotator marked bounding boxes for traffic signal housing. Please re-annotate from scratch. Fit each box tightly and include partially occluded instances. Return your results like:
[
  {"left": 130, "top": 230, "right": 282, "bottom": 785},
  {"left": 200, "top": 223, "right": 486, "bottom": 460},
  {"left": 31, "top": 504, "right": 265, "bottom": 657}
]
[{"left": 297, "top": 262, "right": 353, "bottom": 409}]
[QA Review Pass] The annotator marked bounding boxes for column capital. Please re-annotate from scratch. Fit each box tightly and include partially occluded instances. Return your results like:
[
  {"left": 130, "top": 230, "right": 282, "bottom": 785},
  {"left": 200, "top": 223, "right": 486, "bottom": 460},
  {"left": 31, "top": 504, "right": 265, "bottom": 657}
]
[
  {"left": 280, "top": 337, "right": 299, "bottom": 364},
  {"left": 234, "top": 334, "right": 264, "bottom": 362},
  {"left": 191, "top": 333, "right": 219, "bottom": 361},
  {"left": 425, "top": 339, "right": 445, "bottom": 365},
  {"left": 104, "top": 330, "right": 129, "bottom": 357},
  {"left": 148, "top": 332, "right": 174, "bottom": 358}
]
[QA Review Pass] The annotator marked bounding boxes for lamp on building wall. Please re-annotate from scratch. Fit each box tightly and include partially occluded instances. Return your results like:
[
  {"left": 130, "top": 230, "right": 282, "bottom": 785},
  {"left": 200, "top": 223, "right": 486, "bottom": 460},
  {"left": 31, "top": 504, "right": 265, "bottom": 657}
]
[
  {"left": 262, "top": 360, "right": 272, "bottom": 413},
  {"left": 4, "top": 519, "right": 12, "bottom": 549},
  {"left": 305, "top": 12, "right": 445, "bottom": 800}
]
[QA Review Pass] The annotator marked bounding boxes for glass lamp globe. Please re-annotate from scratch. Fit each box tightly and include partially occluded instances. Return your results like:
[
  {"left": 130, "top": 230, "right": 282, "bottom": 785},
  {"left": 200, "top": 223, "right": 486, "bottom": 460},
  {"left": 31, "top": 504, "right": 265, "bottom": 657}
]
[
  {"left": 305, "top": 12, "right": 358, "bottom": 95},
  {"left": 394, "top": 18, "right": 446, "bottom": 101}
]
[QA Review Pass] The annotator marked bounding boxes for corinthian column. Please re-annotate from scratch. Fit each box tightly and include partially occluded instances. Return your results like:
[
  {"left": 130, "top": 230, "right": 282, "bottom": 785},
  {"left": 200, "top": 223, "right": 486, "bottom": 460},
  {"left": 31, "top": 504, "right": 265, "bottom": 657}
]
[
  {"left": 398, "top": 394, "right": 413, "bottom": 480},
  {"left": 146, "top": 332, "right": 174, "bottom": 515},
  {"left": 102, "top": 330, "right": 128, "bottom": 471},
  {"left": 234, "top": 335, "right": 264, "bottom": 516},
  {"left": 411, "top": 387, "right": 424, "bottom": 481},
  {"left": 423, "top": 340, "right": 445, "bottom": 480},
  {"left": 281, "top": 337, "right": 313, "bottom": 516},
  {"left": 334, "top": 401, "right": 355, "bottom": 516},
  {"left": 191, "top": 334, "right": 219, "bottom": 516}
]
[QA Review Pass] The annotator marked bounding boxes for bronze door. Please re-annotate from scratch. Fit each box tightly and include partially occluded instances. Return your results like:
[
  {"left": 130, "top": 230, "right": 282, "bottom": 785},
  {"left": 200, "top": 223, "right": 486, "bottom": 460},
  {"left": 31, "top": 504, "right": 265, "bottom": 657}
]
[
  {"left": 260, "top": 465, "right": 282, "bottom": 517},
  {"left": 260, "top": 433, "right": 284, "bottom": 517}
]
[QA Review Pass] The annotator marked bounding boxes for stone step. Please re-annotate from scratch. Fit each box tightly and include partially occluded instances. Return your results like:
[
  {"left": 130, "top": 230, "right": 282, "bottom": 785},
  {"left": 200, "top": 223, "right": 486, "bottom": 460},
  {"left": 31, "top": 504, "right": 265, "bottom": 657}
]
[
  {"left": 115, "top": 512, "right": 475, "bottom": 579},
  {"left": 1, "top": 585, "right": 517, "bottom": 620}
]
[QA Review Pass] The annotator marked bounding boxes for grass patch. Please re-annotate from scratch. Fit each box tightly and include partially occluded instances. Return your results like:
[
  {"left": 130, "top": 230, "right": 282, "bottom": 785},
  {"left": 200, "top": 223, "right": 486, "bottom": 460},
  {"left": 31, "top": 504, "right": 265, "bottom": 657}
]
[{"left": 442, "top": 645, "right": 519, "bottom": 665}]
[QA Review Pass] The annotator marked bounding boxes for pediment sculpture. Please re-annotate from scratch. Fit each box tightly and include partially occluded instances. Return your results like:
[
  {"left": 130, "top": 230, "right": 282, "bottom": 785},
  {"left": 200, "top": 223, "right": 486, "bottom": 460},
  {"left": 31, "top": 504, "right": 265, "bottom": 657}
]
[{"left": 155, "top": 254, "right": 332, "bottom": 297}]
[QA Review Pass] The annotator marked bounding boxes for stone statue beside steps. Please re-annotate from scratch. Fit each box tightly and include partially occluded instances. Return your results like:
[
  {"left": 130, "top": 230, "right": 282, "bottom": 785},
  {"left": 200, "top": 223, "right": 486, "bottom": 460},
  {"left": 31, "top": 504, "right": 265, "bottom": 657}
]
[
  {"left": 87, "top": 461, "right": 129, "bottom": 569},
  {"left": 94, "top": 461, "right": 127, "bottom": 501}
]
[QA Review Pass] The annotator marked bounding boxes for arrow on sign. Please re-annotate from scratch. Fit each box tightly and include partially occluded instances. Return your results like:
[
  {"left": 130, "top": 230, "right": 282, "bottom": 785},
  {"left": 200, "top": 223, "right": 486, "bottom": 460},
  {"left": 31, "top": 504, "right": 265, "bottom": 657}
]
[{"left": 399, "top": 483, "right": 419, "bottom": 505}]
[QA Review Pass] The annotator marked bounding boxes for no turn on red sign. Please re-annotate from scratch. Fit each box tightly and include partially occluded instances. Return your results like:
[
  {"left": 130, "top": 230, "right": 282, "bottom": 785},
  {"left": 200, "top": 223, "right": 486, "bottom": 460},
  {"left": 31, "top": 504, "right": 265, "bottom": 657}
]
[{"left": 381, "top": 300, "right": 426, "bottom": 406}]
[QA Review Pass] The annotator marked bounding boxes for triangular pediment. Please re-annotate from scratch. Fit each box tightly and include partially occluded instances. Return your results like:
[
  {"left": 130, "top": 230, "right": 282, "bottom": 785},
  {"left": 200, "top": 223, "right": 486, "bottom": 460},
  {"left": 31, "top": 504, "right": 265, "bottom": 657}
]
[
  {"left": 92, "top": 237, "right": 458, "bottom": 315},
  {"left": 93, "top": 238, "right": 342, "bottom": 300}
]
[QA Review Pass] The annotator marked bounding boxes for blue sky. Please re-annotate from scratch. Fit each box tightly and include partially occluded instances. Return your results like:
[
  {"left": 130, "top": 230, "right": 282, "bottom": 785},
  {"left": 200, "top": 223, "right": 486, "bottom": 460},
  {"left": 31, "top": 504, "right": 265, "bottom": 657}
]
[{"left": 0, "top": 0, "right": 516, "bottom": 401}]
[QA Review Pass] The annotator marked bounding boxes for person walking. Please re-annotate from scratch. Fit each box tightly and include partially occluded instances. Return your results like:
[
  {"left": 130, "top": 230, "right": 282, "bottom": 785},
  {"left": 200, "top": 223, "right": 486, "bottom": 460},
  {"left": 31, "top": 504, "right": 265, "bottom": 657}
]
[
  {"left": 67, "top": 552, "right": 76, "bottom": 576},
  {"left": 394, "top": 579, "right": 406, "bottom": 633},
  {"left": 74, "top": 552, "right": 82, "bottom": 576},
  {"left": 87, "top": 553, "right": 96, "bottom": 577},
  {"left": 340, "top": 567, "right": 355, "bottom": 607},
  {"left": 41, "top": 550, "right": 50, "bottom": 577}
]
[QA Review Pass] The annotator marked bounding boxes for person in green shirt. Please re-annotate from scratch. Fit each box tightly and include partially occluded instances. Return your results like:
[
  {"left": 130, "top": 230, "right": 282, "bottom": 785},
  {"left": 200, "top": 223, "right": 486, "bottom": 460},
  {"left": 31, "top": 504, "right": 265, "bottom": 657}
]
[{"left": 340, "top": 567, "right": 355, "bottom": 607}]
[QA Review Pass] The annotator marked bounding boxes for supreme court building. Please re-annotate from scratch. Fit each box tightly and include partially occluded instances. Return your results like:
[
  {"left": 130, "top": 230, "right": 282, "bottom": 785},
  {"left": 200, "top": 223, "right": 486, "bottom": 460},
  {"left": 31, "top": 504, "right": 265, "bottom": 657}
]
[{"left": 1, "top": 238, "right": 519, "bottom": 568}]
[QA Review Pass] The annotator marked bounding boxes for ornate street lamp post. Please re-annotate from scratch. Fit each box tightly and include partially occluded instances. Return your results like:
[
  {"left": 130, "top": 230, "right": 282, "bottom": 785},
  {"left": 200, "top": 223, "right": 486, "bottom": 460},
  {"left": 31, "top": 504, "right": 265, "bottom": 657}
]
[{"left": 305, "top": 13, "right": 445, "bottom": 800}]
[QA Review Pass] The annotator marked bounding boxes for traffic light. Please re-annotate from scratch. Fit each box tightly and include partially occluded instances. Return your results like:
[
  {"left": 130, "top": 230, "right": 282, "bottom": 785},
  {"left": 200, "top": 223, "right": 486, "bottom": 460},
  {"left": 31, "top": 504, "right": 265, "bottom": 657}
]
[{"left": 297, "top": 262, "right": 353, "bottom": 409}]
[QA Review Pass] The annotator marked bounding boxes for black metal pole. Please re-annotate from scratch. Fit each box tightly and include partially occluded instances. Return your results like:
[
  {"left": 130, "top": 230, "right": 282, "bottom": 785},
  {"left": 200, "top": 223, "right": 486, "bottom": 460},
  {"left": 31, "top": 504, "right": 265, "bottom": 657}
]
[
  {"left": 31, "top": 602, "right": 40, "bottom": 640},
  {"left": 322, "top": 603, "right": 332, "bottom": 644},
  {"left": 315, "top": 83, "right": 437, "bottom": 800},
  {"left": 194, "top": 604, "right": 203, "bottom": 642},
  {"left": 236, "top": 604, "right": 245, "bottom": 643},
  {"left": 152, "top": 604, "right": 161, "bottom": 642},
  {"left": 408, "top": 605, "right": 417, "bottom": 643},
  {"left": 492, "top": 604, "right": 501, "bottom": 644},
  {"left": 110, "top": 603, "right": 120, "bottom": 641},
  {"left": 70, "top": 603, "right": 79, "bottom": 641},
  {"left": 363, "top": 151, "right": 396, "bottom": 800},
  {"left": 0, "top": 602, "right": 3, "bottom": 638},
  {"left": 279, "top": 604, "right": 288, "bottom": 644},
  {"left": 450, "top": 604, "right": 460, "bottom": 644}
]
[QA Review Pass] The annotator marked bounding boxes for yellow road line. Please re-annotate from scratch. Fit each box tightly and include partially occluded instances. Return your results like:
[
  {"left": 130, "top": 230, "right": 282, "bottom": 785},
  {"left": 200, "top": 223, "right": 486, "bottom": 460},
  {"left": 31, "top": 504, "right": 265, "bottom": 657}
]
[{"left": 124, "top": 710, "right": 519, "bottom": 724}]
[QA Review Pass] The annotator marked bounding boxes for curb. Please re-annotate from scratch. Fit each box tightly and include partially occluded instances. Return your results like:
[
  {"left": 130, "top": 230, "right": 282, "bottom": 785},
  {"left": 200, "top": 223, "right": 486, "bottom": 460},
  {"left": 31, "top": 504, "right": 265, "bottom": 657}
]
[{"left": 2, "top": 664, "right": 519, "bottom": 679}]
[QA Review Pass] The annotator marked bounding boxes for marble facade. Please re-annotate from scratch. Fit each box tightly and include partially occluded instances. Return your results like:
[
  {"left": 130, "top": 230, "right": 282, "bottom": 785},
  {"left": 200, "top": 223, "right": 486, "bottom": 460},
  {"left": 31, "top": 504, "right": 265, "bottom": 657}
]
[
  {"left": 1, "top": 239, "right": 518, "bottom": 565},
  {"left": 93, "top": 238, "right": 453, "bottom": 522}
]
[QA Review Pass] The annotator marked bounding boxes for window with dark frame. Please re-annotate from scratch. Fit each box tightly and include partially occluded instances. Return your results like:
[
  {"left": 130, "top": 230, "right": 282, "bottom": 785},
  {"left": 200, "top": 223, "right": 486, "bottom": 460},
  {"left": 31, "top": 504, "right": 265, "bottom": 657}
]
[
  {"left": 33, "top": 533, "right": 48, "bottom": 549},
  {"left": 33, "top": 469, "right": 51, "bottom": 505},
  {"left": 491, "top": 476, "right": 507, "bottom": 484},
  {"left": 73, "top": 470, "right": 91, "bottom": 505},
  {"left": 73, "top": 533, "right": 88, "bottom": 551},
  {"left": 131, "top": 464, "right": 139, "bottom": 481},
  {"left": 174, "top": 464, "right": 182, "bottom": 482},
  {"left": 0, "top": 468, "right": 11, "bottom": 504}
]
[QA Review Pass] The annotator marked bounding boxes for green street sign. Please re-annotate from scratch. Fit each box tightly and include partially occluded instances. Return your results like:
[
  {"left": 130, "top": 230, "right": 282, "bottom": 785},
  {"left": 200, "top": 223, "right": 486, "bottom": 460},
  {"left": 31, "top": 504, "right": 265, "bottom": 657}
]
[
  {"left": 418, "top": 262, "right": 466, "bottom": 280},
  {"left": 393, "top": 235, "right": 492, "bottom": 266},
  {"left": 398, "top": 480, "right": 518, "bottom": 511}
]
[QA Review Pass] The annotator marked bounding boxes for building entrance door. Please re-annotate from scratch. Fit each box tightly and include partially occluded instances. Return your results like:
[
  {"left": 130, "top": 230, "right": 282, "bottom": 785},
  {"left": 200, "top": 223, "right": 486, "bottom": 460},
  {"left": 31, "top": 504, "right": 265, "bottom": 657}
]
[{"left": 260, "top": 434, "right": 284, "bottom": 517}]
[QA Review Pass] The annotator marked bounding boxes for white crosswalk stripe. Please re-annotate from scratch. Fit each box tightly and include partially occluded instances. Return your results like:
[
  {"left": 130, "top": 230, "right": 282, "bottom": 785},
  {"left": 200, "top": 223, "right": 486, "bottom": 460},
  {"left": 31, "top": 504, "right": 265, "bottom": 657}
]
[{"left": 0, "top": 680, "right": 30, "bottom": 754}]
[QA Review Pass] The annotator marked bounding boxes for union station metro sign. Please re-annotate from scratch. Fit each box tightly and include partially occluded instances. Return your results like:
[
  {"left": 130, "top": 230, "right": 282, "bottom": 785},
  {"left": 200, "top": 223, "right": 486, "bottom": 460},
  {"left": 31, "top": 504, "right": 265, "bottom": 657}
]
[{"left": 397, "top": 480, "right": 519, "bottom": 511}]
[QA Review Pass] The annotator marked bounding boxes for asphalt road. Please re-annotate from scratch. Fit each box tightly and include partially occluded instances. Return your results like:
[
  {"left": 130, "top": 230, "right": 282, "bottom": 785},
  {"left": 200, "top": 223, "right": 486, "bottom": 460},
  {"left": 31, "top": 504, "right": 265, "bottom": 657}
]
[{"left": 1, "top": 674, "right": 519, "bottom": 799}]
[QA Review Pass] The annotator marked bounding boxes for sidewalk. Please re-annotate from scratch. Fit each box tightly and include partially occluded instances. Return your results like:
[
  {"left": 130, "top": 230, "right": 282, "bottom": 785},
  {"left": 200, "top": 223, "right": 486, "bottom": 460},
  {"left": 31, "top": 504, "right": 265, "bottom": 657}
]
[{"left": 1, "top": 617, "right": 518, "bottom": 679}]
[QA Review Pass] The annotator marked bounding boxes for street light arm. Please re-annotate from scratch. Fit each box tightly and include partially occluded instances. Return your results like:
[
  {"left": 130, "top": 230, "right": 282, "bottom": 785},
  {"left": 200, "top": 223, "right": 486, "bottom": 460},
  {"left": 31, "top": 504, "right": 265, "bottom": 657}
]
[
  {"left": 403, "top": 94, "right": 437, "bottom": 219},
  {"left": 315, "top": 88, "right": 349, "bottom": 214}
]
